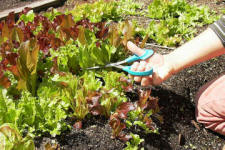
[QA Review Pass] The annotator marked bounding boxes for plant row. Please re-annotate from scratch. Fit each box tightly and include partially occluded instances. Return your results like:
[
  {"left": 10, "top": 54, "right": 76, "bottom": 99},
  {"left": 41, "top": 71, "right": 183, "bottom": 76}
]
[
  {"left": 0, "top": 1, "right": 160, "bottom": 149},
  {"left": 141, "top": 0, "right": 219, "bottom": 46},
  {"left": 0, "top": 0, "right": 220, "bottom": 149}
]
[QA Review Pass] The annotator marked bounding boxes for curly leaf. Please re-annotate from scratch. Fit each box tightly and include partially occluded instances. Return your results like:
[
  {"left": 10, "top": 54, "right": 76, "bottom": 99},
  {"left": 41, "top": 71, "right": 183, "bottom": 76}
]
[{"left": 0, "top": 123, "right": 35, "bottom": 150}]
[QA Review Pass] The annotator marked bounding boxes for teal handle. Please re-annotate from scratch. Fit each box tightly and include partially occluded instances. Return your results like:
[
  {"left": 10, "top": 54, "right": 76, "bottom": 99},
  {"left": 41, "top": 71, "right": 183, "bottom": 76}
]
[
  {"left": 122, "top": 66, "right": 153, "bottom": 76},
  {"left": 125, "top": 49, "right": 154, "bottom": 63}
]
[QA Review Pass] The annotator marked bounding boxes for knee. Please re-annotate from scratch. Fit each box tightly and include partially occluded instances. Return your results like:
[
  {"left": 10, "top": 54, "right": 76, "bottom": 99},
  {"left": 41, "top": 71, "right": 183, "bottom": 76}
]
[
  {"left": 195, "top": 98, "right": 225, "bottom": 135},
  {"left": 195, "top": 75, "right": 225, "bottom": 135},
  {"left": 195, "top": 103, "right": 212, "bottom": 125}
]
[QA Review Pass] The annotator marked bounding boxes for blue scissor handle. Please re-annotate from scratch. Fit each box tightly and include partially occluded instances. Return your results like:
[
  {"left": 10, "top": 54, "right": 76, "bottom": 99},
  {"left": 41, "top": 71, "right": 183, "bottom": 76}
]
[
  {"left": 122, "top": 66, "right": 153, "bottom": 76},
  {"left": 125, "top": 49, "right": 154, "bottom": 63}
]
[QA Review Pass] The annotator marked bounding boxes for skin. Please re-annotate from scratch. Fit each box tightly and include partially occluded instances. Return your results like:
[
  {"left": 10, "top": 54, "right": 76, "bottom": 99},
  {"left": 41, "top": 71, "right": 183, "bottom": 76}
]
[{"left": 127, "top": 28, "right": 225, "bottom": 86}]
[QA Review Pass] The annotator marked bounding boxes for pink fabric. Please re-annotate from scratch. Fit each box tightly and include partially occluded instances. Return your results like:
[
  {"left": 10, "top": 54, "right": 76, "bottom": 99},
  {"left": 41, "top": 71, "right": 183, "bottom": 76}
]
[{"left": 195, "top": 74, "right": 225, "bottom": 135}]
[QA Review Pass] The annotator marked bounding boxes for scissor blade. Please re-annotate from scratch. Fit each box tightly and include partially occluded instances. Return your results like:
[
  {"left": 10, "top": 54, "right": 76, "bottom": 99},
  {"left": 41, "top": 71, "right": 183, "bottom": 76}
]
[
  {"left": 82, "top": 60, "right": 127, "bottom": 70},
  {"left": 104, "top": 60, "right": 127, "bottom": 67},
  {"left": 82, "top": 66, "right": 102, "bottom": 70}
]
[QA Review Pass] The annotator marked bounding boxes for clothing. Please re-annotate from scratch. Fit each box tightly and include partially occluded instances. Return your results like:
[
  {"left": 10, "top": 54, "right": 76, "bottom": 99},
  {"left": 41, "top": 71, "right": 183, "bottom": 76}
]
[
  {"left": 195, "top": 74, "right": 225, "bottom": 135},
  {"left": 209, "top": 15, "right": 225, "bottom": 47}
]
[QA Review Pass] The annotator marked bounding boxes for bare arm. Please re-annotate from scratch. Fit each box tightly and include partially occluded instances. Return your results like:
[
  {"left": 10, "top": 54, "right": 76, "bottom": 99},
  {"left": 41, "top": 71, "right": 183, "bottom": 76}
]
[
  {"left": 128, "top": 16, "right": 225, "bottom": 86},
  {"left": 167, "top": 28, "right": 225, "bottom": 74}
]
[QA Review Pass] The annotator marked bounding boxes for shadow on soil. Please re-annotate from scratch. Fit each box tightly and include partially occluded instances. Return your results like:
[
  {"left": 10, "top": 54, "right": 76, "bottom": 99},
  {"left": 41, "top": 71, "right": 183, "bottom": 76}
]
[{"left": 140, "top": 87, "right": 195, "bottom": 150}]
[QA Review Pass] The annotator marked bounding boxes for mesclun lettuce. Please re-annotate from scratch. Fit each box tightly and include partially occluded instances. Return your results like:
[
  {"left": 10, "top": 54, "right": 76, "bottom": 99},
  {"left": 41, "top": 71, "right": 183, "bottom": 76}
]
[
  {"left": 18, "top": 10, "right": 35, "bottom": 24},
  {"left": 0, "top": 11, "right": 137, "bottom": 92},
  {"left": 76, "top": 28, "right": 117, "bottom": 69},
  {"left": 70, "top": 0, "right": 142, "bottom": 23},
  {"left": 124, "top": 133, "right": 144, "bottom": 150},
  {"left": 109, "top": 90, "right": 161, "bottom": 143},
  {"left": 48, "top": 21, "right": 135, "bottom": 72},
  {"left": 0, "top": 123, "right": 35, "bottom": 150},
  {"left": 49, "top": 71, "right": 131, "bottom": 128},
  {"left": 49, "top": 44, "right": 80, "bottom": 72},
  {"left": 145, "top": 0, "right": 219, "bottom": 46},
  {"left": 0, "top": 87, "right": 69, "bottom": 137},
  {"left": 0, "top": 2, "right": 163, "bottom": 149},
  {"left": 36, "top": 92, "right": 70, "bottom": 137}
]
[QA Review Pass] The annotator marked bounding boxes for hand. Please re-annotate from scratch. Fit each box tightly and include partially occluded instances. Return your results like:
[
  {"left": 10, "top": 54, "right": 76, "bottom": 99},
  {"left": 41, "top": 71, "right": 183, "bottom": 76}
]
[{"left": 127, "top": 41, "right": 174, "bottom": 86}]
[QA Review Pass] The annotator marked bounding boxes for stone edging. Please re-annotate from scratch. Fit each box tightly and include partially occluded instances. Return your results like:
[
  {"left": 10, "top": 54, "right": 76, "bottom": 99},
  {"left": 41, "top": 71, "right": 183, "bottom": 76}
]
[{"left": 0, "top": 0, "right": 63, "bottom": 20}]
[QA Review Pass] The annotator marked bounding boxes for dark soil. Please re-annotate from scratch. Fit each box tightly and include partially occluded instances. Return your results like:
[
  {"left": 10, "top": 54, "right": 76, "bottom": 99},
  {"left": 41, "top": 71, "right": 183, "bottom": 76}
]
[
  {"left": 141, "top": 46, "right": 225, "bottom": 150},
  {"left": 1, "top": 0, "right": 225, "bottom": 149},
  {"left": 34, "top": 116, "right": 125, "bottom": 150}
]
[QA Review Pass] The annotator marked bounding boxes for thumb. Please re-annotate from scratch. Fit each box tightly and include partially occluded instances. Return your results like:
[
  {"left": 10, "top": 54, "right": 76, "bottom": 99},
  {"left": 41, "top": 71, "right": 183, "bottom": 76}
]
[{"left": 127, "top": 41, "right": 145, "bottom": 56}]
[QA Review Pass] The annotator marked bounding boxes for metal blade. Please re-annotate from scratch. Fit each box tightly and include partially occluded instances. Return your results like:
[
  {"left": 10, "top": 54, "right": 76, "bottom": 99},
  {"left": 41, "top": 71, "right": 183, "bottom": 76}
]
[
  {"left": 81, "top": 66, "right": 102, "bottom": 70},
  {"left": 104, "top": 60, "right": 127, "bottom": 68},
  {"left": 112, "top": 65, "right": 124, "bottom": 69},
  {"left": 81, "top": 60, "right": 127, "bottom": 70}
]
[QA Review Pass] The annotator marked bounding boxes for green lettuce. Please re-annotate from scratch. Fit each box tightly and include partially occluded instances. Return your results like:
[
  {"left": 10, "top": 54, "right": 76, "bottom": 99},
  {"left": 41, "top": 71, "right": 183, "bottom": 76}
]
[{"left": 0, "top": 123, "right": 35, "bottom": 150}]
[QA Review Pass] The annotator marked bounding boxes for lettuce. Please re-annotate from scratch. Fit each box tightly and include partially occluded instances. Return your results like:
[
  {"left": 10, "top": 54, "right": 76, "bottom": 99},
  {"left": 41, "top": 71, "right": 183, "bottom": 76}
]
[
  {"left": 0, "top": 123, "right": 35, "bottom": 150},
  {"left": 0, "top": 87, "right": 70, "bottom": 137}
]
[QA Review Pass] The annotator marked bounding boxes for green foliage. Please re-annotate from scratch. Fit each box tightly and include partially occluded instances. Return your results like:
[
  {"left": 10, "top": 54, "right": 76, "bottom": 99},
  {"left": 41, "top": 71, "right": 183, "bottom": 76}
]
[
  {"left": 109, "top": 90, "right": 160, "bottom": 141},
  {"left": 18, "top": 10, "right": 35, "bottom": 24},
  {"left": 49, "top": 29, "right": 122, "bottom": 71},
  {"left": 146, "top": 0, "right": 219, "bottom": 46},
  {"left": 77, "top": 29, "right": 117, "bottom": 68},
  {"left": 147, "top": 19, "right": 184, "bottom": 46},
  {"left": 36, "top": 88, "right": 70, "bottom": 137},
  {"left": 82, "top": 72, "right": 102, "bottom": 92},
  {"left": 102, "top": 71, "right": 129, "bottom": 92},
  {"left": 126, "top": 108, "right": 158, "bottom": 134},
  {"left": 51, "top": 72, "right": 96, "bottom": 120},
  {"left": 0, "top": 88, "right": 17, "bottom": 125},
  {"left": 71, "top": 0, "right": 142, "bottom": 23},
  {"left": 44, "top": 9, "right": 62, "bottom": 21},
  {"left": 71, "top": 0, "right": 119, "bottom": 23},
  {"left": 117, "top": 0, "right": 143, "bottom": 16},
  {"left": 124, "top": 133, "right": 144, "bottom": 150},
  {"left": 0, "top": 87, "right": 69, "bottom": 137},
  {"left": 0, "top": 123, "right": 35, "bottom": 150},
  {"left": 221, "top": 9, "right": 225, "bottom": 14},
  {"left": 51, "top": 71, "right": 128, "bottom": 119},
  {"left": 148, "top": 0, "right": 217, "bottom": 23},
  {"left": 100, "top": 71, "right": 128, "bottom": 116},
  {"left": 49, "top": 44, "right": 79, "bottom": 72},
  {"left": 0, "top": 1, "right": 163, "bottom": 147},
  {"left": 16, "top": 39, "right": 39, "bottom": 96}
]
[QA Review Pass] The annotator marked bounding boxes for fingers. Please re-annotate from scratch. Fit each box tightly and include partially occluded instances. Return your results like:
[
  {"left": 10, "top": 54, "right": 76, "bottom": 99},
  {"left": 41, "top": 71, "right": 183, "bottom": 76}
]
[
  {"left": 129, "top": 61, "right": 153, "bottom": 86},
  {"left": 129, "top": 61, "right": 139, "bottom": 79},
  {"left": 127, "top": 41, "right": 145, "bottom": 56},
  {"left": 141, "top": 63, "right": 153, "bottom": 86},
  {"left": 127, "top": 41, "right": 157, "bottom": 86},
  {"left": 134, "top": 61, "right": 146, "bottom": 82}
]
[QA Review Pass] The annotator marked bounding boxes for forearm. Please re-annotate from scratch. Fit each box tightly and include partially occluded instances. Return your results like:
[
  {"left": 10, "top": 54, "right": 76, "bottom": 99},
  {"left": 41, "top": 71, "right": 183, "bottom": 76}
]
[{"left": 166, "top": 28, "right": 225, "bottom": 74}]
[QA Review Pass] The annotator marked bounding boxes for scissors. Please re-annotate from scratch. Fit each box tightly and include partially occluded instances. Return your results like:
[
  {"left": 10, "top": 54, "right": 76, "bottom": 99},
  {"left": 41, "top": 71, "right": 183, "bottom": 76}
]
[{"left": 84, "top": 49, "right": 154, "bottom": 76}]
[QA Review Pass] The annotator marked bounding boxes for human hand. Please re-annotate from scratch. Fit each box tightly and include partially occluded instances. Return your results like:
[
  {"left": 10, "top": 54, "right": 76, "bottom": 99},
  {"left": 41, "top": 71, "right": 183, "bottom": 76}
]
[{"left": 127, "top": 41, "right": 174, "bottom": 86}]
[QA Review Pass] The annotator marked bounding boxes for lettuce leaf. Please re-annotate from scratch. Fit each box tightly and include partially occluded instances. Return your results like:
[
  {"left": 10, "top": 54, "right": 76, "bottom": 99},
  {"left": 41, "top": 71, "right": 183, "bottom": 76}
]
[{"left": 0, "top": 123, "right": 35, "bottom": 150}]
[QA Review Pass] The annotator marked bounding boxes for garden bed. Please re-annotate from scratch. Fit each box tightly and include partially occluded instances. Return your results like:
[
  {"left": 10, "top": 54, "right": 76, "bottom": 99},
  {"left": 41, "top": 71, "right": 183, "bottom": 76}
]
[
  {"left": 0, "top": 0, "right": 224, "bottom": 150},
  {"left": 35, "top": 48, "right": 225, "bottom": 150},
  {"left": 38, "top": 0, "right": 225, "bottom": 149}
]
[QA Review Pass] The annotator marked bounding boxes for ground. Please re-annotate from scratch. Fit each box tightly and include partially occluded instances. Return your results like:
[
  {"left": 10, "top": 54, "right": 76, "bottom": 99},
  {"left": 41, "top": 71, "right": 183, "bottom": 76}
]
[{"left": 0, "top": 0, "right": 225, "bottom": 149}]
